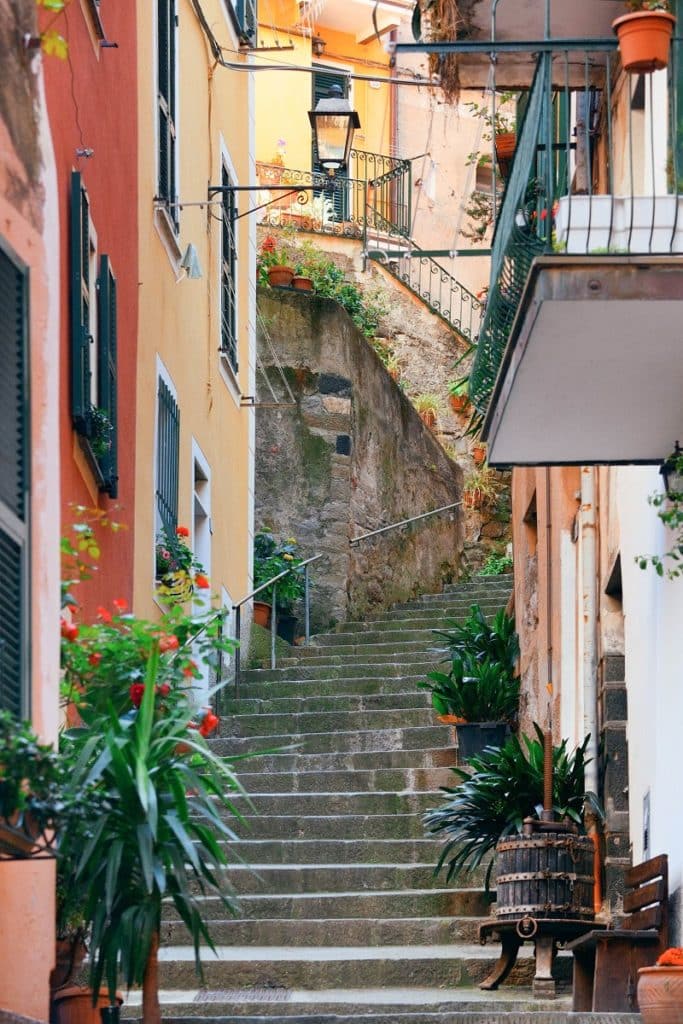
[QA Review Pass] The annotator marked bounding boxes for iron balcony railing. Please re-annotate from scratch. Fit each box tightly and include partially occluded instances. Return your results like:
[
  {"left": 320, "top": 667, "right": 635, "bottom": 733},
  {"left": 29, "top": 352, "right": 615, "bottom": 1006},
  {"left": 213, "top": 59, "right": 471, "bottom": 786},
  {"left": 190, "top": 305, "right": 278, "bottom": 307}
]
[{"left": 469, "top": 39, "right": 683, "bottom": 416}]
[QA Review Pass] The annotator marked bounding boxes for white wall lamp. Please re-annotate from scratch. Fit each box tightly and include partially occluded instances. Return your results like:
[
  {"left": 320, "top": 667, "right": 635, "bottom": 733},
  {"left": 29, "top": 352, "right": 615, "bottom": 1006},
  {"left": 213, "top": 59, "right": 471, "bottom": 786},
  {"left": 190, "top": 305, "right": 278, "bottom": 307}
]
[{"left": 178, "top": 243, "right": 203, "bottom": 281}]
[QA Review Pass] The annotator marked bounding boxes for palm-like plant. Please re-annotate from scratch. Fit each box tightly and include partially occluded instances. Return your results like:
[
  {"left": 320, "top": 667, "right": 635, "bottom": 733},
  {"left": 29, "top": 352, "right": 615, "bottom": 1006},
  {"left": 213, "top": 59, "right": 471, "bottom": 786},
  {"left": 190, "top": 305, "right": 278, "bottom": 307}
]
[
  {"left": 424, "top": 725, "right": 603, "bottom": 891},
  {"left": 64, "top": 648, "right": 248, "bottom": 1024}
]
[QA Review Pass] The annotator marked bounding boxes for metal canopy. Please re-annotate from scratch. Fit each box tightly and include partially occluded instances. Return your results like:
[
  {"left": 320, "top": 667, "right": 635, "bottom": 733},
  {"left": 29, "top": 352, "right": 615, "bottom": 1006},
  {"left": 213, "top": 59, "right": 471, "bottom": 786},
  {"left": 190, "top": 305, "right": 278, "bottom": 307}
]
[{"left": 482, "top": 257, "right": 683, "bottom": 467}]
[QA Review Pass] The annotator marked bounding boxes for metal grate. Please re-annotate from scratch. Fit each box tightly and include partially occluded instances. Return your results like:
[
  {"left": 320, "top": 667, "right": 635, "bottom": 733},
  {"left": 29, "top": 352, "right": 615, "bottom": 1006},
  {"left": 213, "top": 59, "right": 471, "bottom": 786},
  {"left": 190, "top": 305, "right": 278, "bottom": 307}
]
[
  {"left": 156, "top": 378, "right": 180, "bottom": 536},
  {"left": 221, "top": 164, "right": 238, "bottom": 373}
]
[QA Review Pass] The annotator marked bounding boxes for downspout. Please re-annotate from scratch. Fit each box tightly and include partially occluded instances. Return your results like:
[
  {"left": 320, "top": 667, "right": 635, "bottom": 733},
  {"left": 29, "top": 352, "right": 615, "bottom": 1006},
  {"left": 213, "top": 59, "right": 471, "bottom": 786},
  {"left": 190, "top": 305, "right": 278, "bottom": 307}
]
[{"left": 581, "top": 465, "right": 599, "bottom": 795}]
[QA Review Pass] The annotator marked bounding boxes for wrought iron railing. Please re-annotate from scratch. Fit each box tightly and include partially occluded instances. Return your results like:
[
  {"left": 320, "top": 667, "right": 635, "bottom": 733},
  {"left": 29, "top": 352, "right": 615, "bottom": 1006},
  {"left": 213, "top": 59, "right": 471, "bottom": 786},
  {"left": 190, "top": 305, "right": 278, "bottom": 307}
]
[{"left": 470, "top": 39, "right": 683, "bottom": 417}]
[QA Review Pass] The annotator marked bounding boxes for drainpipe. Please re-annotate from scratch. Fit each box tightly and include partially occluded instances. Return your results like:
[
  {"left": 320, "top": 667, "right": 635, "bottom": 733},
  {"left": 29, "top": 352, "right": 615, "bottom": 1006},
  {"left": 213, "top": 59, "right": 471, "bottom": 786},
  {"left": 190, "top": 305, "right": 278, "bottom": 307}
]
[{"left": 581, "top": 465, "right": 599, "bottom": 797}]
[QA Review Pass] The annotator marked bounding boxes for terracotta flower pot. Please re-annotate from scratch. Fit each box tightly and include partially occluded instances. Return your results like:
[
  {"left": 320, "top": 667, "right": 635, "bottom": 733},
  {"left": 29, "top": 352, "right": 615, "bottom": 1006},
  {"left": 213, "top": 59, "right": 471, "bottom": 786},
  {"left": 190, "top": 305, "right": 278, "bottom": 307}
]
[
  {"left": 612, "top": 10, "right": 676, "bottom": 73},
  {"left": 291, "top": 276, "right": 314, "bottom": 292},
  {"left": 253, "top": 600, "right": 272, "bottom": 628},
  {"left": 449, "top": 393, "right": 469, "bottom": 414},
  {"left": 419, "top": 409, "right": 437, "bottom": 430},
  {"left": 463, "top": 487, "right": 483, "bottom": 510},
  {"left": 494, "top": 132, "right": 517, "bottom": 179},
  {"left": 267, "top": 265, "right": 294, "bottom": 288},
  {"left": 472, "top": 444, "right": 486, "bottom": 464},
  {"left": 637, "top": 965, "right": 683, "bottom": 1023},
  {"left": 51, "top": 987, "right": 122, "bottom": 1024}
]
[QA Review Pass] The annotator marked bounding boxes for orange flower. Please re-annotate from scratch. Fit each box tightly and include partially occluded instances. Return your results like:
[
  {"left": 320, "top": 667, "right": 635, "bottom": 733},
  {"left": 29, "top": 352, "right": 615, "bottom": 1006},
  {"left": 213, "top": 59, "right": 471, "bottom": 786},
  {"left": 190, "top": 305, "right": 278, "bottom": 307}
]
[
  {"left": 158, "top": 633, "right": 179, "bottom": 653},
  {"left": 194, "top": 573, "right": 210, "bottom": 589},
  {"left": 657, "top": 947, "right": 683, "bottom": 967},
  {"left": 60, "top": 618, "right": 79, "bottom": 642},
  {"left": 88, "top": 652, "right": 102, "bottom": 667},
  {"left": 176, "top": 525, "right": 190, "bottom": 538},
  {"left": 182, "top": 660, "right": 198, "bottom": 678},
  {"left": 112, "top": 598, "right": 128, "bottom": 613},
  {"left": 96, "top": 606, "right": 112, "bottom": 623}
]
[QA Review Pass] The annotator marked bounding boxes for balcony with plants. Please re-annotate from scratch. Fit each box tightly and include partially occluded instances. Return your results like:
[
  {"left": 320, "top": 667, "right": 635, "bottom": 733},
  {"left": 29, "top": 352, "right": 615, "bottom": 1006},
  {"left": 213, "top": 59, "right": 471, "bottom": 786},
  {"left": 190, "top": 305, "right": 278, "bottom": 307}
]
[{"left": 462, "top": 18, "right": 683, "bottom": 468}]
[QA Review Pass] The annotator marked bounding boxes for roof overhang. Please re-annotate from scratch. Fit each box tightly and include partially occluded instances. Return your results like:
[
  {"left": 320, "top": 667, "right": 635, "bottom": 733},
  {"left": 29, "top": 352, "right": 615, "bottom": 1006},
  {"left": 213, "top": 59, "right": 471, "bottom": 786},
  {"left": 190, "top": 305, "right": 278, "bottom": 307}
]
[{"left": 482, "top": 257, "right": 683, "bottom": 467}]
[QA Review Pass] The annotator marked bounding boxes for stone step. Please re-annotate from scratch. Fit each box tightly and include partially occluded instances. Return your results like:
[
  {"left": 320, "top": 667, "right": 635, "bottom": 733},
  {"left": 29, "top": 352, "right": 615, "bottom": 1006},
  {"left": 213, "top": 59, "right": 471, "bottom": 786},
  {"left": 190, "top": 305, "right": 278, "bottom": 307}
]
[
  {"left": 230, "top": 791, "right": 439, "bottom": 818},
  {"left": 277, "top": 653, "right": 440, "bottom": 668},
  {"left": 223, "top": 692, "right": 431, "bottom": 717},
  {"left": 221, "top": 837, "right": 445, "bottom": 864},
  {"left": 160, "top": 914, "right": 483, "bottom": 947},
  {"left": 235, "top": 766, "right": 451, "bottom": 793},
  {"left": 163, "top": 887, "right": 490, "bottom": 921},
  {"left": 292, "top": 643, "right": 438, "bottom": 661},
  {"left": 342, "top": 606, "right": 507, "bottom": 626},
  {"left": 238, "top": 668, "right": 435, "bottom": 688},
  {"left": 224, "top": 708, "right": 436, "bottom": 739},
  {"left": 310, "top": 629, "right": 455, "bottom": 647},
  {"left": 224, "top": 863, "right": 448, "bottom": 896},
  {"left": 401, "top": 593, "right": 510, "bottom": 609},
  {"left": 444, "top": 579, "right": 513, "bottom": 593},
  {"left": 229, "top": 812, "right": 434, "bottom": 840},
  {"left": 152, "top": 943, "right": 569, "bottom": 990},
  {"left": 122, "top": 1008, "right": 636, "bottom": 1024},
  {"left": 223, "top": 748, "right": 456, "bottom": 774},
  {"left": 331, "top": 615, "right": 497, "bottom": 633},
  {"left": 213, "top": 723, "right": 452, "bottom": 757}
]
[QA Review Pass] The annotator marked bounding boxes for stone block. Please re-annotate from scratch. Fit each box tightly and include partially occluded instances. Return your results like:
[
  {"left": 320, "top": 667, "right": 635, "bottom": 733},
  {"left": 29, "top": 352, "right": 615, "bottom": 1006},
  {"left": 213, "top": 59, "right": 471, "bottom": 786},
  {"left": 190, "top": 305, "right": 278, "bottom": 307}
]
[
  {"left": 321, "top": 395, "right": 351, "bottom": 416},
  {"left": 603, "top": 654, "right": 625, "bottom": 682},
  {"left": 602, "top": 683, "right": 627, "bottom": 724}
]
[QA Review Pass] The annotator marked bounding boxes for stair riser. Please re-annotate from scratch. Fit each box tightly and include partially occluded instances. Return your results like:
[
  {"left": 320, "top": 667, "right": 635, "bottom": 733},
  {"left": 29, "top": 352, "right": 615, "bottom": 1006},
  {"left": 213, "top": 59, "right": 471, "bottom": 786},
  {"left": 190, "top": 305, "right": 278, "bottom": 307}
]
[
  {"left": 221, "top": 837, "right": 446, "bottom": 864},
  {"left": 214, "top": 724, "right": 453, "bottom": 756},
  {"left": 163, "top": 888, "right": 490, "bottom": 920},
  {"left": 229, "top": 792, "right": 439, "bottom": 816},
  {"left": 154, "top": 955, "right": 557, "bottom": 991},
  {"left": 239, "top": 667, "right": 433, "bottom": 685},
  {"left": 332, "top": 614, "right": 503, "bottom": 632},
  {"left": 223, "top": 693, "right": 431, "bottom": 716},
  {"left": 218, "top": 865, "right": 448, "bottom": 896},
  {"left": 160, "top": 915, "right": 482, "bottom": 946},
  {"left": 313, "top": 628, "right": 475, "bottom": 646},
  {"left": 225, "top": 748, "right": 457, "bottom": 773},
  {"left": 224, "top": 709, "right": 435, "bottom": 738},
  {"left": 231, "top": 813, "right": 430, "bottom": 840},
  {"left": 122, "top": 1011, "right": 630, "bottom": 1024},
  {"left": 235, "top": 767, "right": 452, "bottom": 793}
]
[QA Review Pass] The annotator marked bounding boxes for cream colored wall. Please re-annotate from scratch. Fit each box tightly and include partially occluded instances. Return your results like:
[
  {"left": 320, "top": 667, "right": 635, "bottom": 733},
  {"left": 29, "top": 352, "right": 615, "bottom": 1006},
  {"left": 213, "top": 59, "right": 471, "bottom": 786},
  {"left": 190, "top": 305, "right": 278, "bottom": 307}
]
[
  {"left": 0, "top": 74, "right": 60, "bottom": 1022},
  {"left": 134, "top": 0, "right": 254, "bottom": 622}
]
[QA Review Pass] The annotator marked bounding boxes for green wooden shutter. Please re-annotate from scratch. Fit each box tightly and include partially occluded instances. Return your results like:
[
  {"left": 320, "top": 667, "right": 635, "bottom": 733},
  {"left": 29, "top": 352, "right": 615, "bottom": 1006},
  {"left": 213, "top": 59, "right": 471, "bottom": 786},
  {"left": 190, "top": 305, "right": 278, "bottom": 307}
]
[
  {"left": 221, "top": 164, "right": 238, "bottom": 373},
  {"left": 97, "top": 256, "right": 118, "bottom": 499},
  {"left": 156, "top": 378, "right": 179, "bottom": 535},
  {"left": 158, "top": 0, "right": 177, "bottom": 223},
  {"left": 70, "top": 171, "right": 91, "bottom": 435},
  {"left": 0, "top": 243, "right": 30, "bottom": 717},
  {"left": 236, "top": 0, "right": 257, "bottom": 46}
]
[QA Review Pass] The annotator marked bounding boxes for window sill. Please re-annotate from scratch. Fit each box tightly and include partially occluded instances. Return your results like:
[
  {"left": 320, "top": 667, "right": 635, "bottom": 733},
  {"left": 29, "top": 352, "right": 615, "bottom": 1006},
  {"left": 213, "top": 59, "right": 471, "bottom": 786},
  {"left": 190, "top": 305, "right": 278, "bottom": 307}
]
[
  {"left": 219, "top": 350, "right": 242, "bottom": 408},
  {"left": 154, "top": 203, "right": 182, "bottom": 272}
]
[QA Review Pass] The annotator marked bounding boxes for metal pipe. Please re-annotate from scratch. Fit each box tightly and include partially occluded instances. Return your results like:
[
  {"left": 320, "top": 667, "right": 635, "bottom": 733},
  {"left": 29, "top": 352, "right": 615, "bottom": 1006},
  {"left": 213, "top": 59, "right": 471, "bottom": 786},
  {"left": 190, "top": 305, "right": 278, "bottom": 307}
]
[
  {"left": 234, "top": 605, "right": 242, "bottom": 700},
  {"left": 581, "top": 466, "right": 599, "bottom": 796},
  {"left": 271, "top": 582, "right": 277, "bottom": 671},
  {"left": 304, "top": 565, "right": 311, "bottom": 645},
  {"left": 350, "top": 501, "right": 462, "bottom": 545},
  {"left": 394, "top": 38, "right": 618, "bottom": 56}
]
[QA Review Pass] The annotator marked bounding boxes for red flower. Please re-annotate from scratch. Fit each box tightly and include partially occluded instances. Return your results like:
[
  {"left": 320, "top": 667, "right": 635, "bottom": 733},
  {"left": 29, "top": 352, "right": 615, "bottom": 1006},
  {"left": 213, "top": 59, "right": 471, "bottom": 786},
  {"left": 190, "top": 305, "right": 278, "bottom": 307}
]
[
  {"left": 194, "top": 573, "right": 210, "bottom": 589},
  {"left": 199, "top": 711, "right": 220, "bottom": 738},
  {"left": 176, "top": 525, "right": 190, "bottom": 538},
  {"left": 657, "top": 947, "right": 683, "bottom": 967},
  {"left": 60, "top": 618, "right": 79, "bottom": 642},
  {"left": 157, "top": 682, "right": 171, "bottom": 697},
  {"left": 129, "top": 682, "right": 145, "bottom": 707},
  {"left": 88, "top": 652, "right": 102, "bottom": 667},
  {"left": 262, "top": 235, "right": 276, "bottom": 252},
  {"left": 182, "top": 660, "right": 198, "bottom": 678},
  {"left": 112, "top": 598, "right": 128, "bottom": 613},
  {"left": 96, "top": 606, "right": 112, "bottom": 623},
  {"left": 158, "top": 633, "right": 179, "bottom": 653}
]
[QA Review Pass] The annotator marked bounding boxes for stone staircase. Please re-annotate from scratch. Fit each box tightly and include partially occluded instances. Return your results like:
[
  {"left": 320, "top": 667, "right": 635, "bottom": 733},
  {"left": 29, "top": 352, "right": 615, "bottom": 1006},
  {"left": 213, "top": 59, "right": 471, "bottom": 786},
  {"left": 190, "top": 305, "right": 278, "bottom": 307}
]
[{"left": 126, "top": 576, "right": 640, "bottom": 1023}]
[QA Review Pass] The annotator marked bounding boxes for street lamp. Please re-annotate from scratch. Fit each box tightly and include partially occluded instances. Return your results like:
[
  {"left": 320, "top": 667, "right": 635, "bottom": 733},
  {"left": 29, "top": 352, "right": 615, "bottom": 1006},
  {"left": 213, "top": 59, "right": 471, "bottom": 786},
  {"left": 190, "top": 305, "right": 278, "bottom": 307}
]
[
  {"left": 660, "top": 442, "right": 683, "bottom": 499},
  {"left": 309, "top": 84, "right": 360, "bottom": 178}
]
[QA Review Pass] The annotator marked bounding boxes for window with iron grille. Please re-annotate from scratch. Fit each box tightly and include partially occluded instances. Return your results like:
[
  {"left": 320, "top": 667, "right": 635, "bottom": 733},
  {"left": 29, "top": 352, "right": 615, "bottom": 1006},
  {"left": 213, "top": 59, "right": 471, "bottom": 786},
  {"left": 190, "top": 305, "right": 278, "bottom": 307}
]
[
  {"left": 69, "top": 172, "right": 118, "bottom": 497},
  {"left": 0, "top": 242, "right": 30, "bottom": 717},
  {"left": 157, "top": 0, "right": 178, "bottom": 226},
  {"left": 156, "top": 376, "right": 180, "bottom": 536},
  {"left": 226, "top": 0, "right": 257, "bottom": 46},
  {"left": 220, "top": 163, "right": 238, "bottom": 373}
]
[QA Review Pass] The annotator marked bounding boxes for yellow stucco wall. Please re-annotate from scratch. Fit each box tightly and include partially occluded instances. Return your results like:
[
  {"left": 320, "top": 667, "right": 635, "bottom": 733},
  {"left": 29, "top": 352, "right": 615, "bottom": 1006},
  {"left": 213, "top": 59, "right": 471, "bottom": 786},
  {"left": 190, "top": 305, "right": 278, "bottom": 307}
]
[
  {"left": 134, "top": 0, "right": 255, "bottom": 620},
  {"left": 255, "top": 0, "right": 394, "bottom": 173}
]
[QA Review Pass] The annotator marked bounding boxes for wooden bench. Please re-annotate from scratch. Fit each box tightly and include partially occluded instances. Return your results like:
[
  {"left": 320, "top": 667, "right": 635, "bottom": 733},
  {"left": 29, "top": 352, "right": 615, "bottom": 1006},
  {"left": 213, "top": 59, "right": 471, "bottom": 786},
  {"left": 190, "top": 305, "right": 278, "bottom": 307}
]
[
  {"left": 567, "top": 853, "right": 669, "bottom": 1012},
  {"left": 478, "top": 916, "right": 603, "bottom": 998}
]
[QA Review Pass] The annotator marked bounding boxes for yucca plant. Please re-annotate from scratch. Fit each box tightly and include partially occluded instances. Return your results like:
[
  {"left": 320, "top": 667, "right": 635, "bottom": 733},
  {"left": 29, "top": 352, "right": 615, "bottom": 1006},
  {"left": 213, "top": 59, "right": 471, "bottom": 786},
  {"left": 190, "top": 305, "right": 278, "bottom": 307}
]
[
  {"left": 424, "top": 725, "right": 603, "bottom": 891},
  {"left": 433, "top": 605, "right": 519, "bottom": 675},
  {"left": 64, "top": 648, "right": 249, "bottom": 1024}
]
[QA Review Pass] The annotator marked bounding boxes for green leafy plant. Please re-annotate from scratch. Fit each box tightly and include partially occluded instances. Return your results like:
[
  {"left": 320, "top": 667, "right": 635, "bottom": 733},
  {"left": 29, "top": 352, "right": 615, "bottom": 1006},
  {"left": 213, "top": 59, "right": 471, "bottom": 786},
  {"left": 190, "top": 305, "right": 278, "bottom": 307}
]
[
  {"left": 448, "top": 378, "right": 468, "bottom": 398},
  {"left": 478, "top": 550, "right": 513, "bottom": 576},
  {"left": 254, "top": 530, "right": 305, "bottom": 611},
  {"left": 90, "top": 407, "right": 113, "bottom": 459},
  {"left": 636, "top": 448, "right": 683, "bottom": 579},
  {"left": 624, "top": 1, "right": 670, "bottom": 10},
  {"left": 257, "top": 236, "right": 293, "bottom": 285},
  {"left": 463, "top": 464, "right": 500, "bottom": 508},
  {"left": 63, "top": 647, "right": 247, "bottom": 1022},
  {"left": 424, "top": 725, "right": 604, "bottom": 889},
  {"left": 420, "top": 605, "right": 519, "bottom": 721},
  {"left": 0, "top": 712, "right": 63, "bottom": 838}
]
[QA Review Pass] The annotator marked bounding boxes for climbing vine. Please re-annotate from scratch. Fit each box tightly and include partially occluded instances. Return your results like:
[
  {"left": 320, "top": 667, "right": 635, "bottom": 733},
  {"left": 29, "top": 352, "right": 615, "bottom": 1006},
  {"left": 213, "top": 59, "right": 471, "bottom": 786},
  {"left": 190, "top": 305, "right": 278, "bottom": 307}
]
[{"left": 636, "top": 449, "right": 683, "bottom": 579}]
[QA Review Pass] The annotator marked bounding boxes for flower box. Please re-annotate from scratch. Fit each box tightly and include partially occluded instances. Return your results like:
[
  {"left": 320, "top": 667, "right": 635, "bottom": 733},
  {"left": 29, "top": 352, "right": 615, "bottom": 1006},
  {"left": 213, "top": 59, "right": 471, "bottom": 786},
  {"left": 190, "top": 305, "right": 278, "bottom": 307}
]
[{"left": 554, "top": 194, "right": 683, "bottom": 255}]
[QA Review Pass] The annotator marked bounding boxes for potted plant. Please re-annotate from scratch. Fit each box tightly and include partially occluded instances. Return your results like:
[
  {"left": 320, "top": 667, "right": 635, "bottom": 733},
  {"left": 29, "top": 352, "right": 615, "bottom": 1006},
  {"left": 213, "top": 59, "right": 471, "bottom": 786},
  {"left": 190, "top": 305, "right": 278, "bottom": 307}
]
[
  {"left": 291, "top": 263, "right": 314, "bottom": 292},
  {"left": 257, "top": 236, "right": 294, "bottom": 288},
  {"left": 424, "top": 725, "right": 603, "bottom": 893},
  {"left": 466, "top": 94, "right": 518, "bottom": 181},
  {"left": 612, "top": 1, "right": 675, "bottom": 73},
  {"left": 471, "top": 440, "right": 487, "bottom": 464},
  {"left": 413, "top": 392, "right": 441, "bottom": 430},
  {"left": 638, "top": 947, "right": 683, "bottom": 1023},
  {"left": 0, "top": 712, "right": 62, "bottom": 858},
  {"left": 447, "top": 378, "right": 470, "bottom": 414},
  {"left": 463, "top": 464, "right": 499, "bottom": 510},
  {"left": 421, "top": 604, "right": 520, "bottom": 759},
  {"left": 386, "top": 353, "right": 401, "bottom": 382},
  {"left": 155, "top": 524, "right": 207, "bottom": 601},
  {"left": 253, "top": 530, "right": 305, "bottom": 632}
]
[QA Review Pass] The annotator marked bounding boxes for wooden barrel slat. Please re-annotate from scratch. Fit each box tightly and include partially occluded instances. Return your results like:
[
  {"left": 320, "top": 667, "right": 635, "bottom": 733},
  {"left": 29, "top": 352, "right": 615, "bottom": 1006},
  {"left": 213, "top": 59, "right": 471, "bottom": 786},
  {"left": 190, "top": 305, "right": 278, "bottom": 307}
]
[{"left": 494, "top": 832, "right": 595, "bottom": 922}]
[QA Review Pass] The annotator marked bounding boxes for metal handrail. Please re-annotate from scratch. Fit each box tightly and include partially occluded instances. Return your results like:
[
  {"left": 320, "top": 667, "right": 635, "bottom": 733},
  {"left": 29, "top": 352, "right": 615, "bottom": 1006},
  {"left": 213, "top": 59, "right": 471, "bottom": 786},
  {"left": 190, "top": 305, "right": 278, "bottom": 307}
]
[
  {"left": 232, "top": 553, "right": 323, "bottom": 698},
  {"left": 350, "top": 501, "right": 463, "bottom": 546}
]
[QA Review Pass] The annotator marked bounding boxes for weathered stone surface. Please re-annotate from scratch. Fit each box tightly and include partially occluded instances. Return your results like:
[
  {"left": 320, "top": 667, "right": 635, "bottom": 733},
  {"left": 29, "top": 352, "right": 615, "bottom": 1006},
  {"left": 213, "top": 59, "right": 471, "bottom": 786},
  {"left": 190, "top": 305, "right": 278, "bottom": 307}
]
[{"left": 256, "top": 289, "right": 464, "bottom": 629}]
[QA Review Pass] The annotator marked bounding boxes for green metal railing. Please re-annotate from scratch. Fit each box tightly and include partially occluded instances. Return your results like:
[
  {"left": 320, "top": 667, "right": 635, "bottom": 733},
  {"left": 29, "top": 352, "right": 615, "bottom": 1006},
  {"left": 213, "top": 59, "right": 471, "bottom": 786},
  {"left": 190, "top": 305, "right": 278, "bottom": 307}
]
[{"left": 470, "top": 39, "right": 683, "bottom": 417}]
